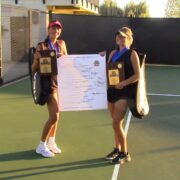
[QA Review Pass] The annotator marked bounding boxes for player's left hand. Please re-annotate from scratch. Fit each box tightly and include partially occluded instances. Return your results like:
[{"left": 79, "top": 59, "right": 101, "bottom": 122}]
[
  {"left": 99, "top": 51, "right": 106, "bottom": 57},
  {"left": 115, "top": 81, "right": 127, "bottom": 89}
]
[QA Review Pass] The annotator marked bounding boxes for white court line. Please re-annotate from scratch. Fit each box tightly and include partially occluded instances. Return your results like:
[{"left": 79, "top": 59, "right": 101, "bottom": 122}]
[
  {"left": 111, "top": 92, "right": 180, "bottom": 179},
  {"left": 111, "top": 111, "right": 132, "bottom": 180},
  {"left": 0, "top": 76, "right": 29, "bottom": 89},
  {"left": 111, "top": 92, "right": 180, "bottom": 180},
  {"left": 148, "top": 93, "right": 180, "bottom": 97}
]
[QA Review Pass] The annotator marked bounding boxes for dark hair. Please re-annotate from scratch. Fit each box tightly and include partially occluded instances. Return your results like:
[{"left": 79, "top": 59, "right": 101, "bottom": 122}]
[{"left": 44, "top": 36, "right": 49, "bottom": 43}]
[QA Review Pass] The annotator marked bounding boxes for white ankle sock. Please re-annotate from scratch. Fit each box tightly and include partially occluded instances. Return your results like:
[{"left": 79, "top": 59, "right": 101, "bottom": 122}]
[
  {"left": 49, "top": 137, "right": 55, "bottom": 144},
  {"left": 40, "top": 141, "right": 46, "bottom": 147}
]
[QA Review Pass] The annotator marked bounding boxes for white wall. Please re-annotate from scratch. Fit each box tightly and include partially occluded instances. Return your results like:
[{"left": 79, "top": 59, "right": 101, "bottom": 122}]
[
  {"left": 1, "top": 5, "right": 28, "bottom": 62},
  {"left": 29, "top": 9, "right": 49, "bottom": 47},
  {"left": 1, "top": 0, "right": 15, "bottom": 5},
  {"left": 47, "top": 0, "right": 72, "bottom": 6},
  {"left": 1, "top": 4, "right": 48, "bottom": 62},
  {"left": 20, "top": 0, "right": 47, "bottom": 11},
  {"left": 2, "top": 0, "right": 99, "bottom": 13},
  {"left": 2, "top": 0, "right": 47, "bottom": 11}
]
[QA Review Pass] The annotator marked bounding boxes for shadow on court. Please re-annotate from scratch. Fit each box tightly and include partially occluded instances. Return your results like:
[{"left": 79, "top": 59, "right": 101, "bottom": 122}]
[
  {"left": 0, "top": 150, "right": 44, "bottom": 162},
  {"left": 0, "top": 157, "right": 111, "bottom": 180}
]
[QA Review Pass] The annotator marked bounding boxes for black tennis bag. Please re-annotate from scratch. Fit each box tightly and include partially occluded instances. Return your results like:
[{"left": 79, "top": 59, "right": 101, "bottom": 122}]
[
  {"left": 28, "top": 47, "right": 51, "bottom": 105},
  {"left": 128, "top": 50, "right": 149, "bottom": 119}
]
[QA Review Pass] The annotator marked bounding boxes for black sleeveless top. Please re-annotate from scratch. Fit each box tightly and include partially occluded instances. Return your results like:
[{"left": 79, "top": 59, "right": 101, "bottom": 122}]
[{"left": 107, "top": 49, "right": 135, "bottom": 103}]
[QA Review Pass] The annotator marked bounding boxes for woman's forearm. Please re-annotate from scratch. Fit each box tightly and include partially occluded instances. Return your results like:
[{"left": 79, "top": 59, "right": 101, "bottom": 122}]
[{"left": 124, "top": 73, "right": 140, "bottom": 86}]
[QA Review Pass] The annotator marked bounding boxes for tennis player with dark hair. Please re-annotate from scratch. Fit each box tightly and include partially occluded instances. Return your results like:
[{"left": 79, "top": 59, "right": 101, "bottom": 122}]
[
  {"left": 32, "top": 20, "right": 67, "bottom": 157},
  {"left": 102, "top": 27, "right": 141, "bottom": 164}
]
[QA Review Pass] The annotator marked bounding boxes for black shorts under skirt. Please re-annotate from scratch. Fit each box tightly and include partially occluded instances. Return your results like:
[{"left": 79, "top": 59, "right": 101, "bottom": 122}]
[{"left": 107, "top": 87, "right": 131, "bottom": 103}]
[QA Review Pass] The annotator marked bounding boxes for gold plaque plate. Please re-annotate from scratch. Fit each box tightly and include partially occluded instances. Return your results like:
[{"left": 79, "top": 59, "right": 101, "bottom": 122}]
[
  {"left": 39, "top": 50, "right": 57, "bottom": 76},
  {"left": 39, "top": 57, "right": 52, "bottom": 74},
  {"left": 108, "top": 69, "right": 120, "bottom": 85},
  {"left": 107, "top": 62, "right": 125, "bottom": 88}
]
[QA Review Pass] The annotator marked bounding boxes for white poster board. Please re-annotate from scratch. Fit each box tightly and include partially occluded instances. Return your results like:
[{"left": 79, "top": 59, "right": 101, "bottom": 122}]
[{"left": 57, "top": 54, "right": 107, "bottom": 111}]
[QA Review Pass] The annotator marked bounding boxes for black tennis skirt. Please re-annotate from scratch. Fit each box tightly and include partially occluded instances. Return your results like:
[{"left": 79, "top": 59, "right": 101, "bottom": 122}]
[{"left": 107, "top": 87, "right": 131, "bottom": 103}]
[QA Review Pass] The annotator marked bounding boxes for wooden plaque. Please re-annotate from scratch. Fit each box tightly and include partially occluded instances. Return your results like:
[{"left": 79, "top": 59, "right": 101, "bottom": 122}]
[
  {"left": 39, "top": 50, "right": 57, "bottom": 75},
  {"left": 107, "top": 62, "right": 125, "bottom": 88}
]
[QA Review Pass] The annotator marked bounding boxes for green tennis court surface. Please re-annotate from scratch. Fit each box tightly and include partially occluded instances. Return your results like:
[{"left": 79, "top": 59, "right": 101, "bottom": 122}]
[{"left": 0, "top": 66, "right": 180, "bottom": 180}]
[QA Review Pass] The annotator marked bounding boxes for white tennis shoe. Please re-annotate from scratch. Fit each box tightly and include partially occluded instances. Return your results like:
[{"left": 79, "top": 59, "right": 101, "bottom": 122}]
[
  {"left": 36, "top": 144, "right": 55, "bottom": 158},
  {"left": 47, "top": 142, "right": 62, "bottom": 154}
]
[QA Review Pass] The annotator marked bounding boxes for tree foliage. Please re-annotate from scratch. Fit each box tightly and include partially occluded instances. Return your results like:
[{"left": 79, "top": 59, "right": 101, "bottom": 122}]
[
  {"left": 100, "top": 0, "right": 150, "bottom": 17},
  {"left": 165, "top": 0, "right": 180, "bottom": 17}
]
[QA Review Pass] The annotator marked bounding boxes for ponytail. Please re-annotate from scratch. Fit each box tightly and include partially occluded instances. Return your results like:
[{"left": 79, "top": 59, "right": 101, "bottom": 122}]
[{"left": 44, "top": 36, "right": 49, "bottom": 43}]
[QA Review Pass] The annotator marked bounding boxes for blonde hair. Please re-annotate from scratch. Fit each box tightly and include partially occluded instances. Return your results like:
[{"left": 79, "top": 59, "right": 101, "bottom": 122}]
[{"left": 117, "top": 27, "right": 133, "bottom": 47}]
